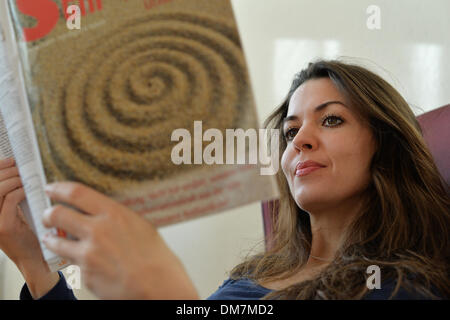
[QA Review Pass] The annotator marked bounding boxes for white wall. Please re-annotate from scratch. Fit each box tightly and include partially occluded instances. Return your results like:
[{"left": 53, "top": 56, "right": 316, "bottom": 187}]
[
  {"left": 233, "top": 0, "right": 450, "bottom": 121},
  {"left": 1, "top": 0, "right": 449, "bottom": 299}
]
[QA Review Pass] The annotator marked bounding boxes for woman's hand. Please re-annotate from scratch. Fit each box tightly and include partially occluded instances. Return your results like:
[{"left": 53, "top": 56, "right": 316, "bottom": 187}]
[
  {"left": 42, "top": 181, "right": 199, "bottom": 300},
  {"left": 0, "top": 157, "right": 59, "bottom": 299}
]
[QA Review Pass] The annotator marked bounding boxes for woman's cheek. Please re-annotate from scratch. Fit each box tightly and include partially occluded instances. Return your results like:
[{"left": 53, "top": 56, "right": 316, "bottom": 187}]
[
  {"left": 281, "top": 147, "right": 296, "bottom": 191},
  {"left": 331, "top": 155, "right": 366, "bottom": 198}
]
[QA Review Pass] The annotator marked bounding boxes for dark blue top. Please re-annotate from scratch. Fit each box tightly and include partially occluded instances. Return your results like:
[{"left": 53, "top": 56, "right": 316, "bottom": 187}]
[
  {"left": 207, "top": 278, "right": 272, "bottom": 300},
  {"left": 206, "top": 277, "right": 439, "bottom": 300},
  {"left": 20, "top": 272, "right": 77, "bottom": 300},
  {"left": 21, "top": 273, "right": 440, "bottom": 300}
]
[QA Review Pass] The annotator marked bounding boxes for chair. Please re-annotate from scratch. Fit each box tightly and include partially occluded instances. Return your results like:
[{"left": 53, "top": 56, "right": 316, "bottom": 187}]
[{"left": 261, "top": 104, "right": 450, "bottom": 250}]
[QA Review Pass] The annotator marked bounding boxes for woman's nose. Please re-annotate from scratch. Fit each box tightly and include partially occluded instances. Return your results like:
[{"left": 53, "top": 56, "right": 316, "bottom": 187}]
[{"left": 292, "top": 126, "right": 317, "bottom": 152}]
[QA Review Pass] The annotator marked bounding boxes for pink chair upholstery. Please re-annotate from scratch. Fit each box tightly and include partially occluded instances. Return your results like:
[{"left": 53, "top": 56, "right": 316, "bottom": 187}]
[
  {"left": 416, "top": 104, "right": 450, "bottom": 186},
  {"left": 261, "top": 104, "right": 450, "bottom": 250}
]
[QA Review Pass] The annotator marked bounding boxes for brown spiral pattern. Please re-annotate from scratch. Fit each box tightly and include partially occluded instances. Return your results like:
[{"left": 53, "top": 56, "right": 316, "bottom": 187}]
[{"left": 34, "top": 11, "right": 253, "bottom": 194}]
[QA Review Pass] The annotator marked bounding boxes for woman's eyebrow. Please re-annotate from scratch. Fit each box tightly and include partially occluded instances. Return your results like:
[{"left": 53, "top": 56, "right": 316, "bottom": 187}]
[{"left": 282, "top": 100, "right": 348, "bottom": 126}]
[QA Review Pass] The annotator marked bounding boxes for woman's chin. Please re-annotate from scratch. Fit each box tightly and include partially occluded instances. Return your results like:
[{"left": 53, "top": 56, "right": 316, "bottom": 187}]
[
  {"left": 294, "top": 194, "right": 331, "bottom": 214},
  {"left": 295, "top": 199, "right": 318, "bottom": 214}
]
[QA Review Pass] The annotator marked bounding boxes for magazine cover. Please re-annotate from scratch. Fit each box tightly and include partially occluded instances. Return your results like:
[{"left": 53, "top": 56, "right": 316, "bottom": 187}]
[{"left": 1, "top": 0, "right": 279, "bottom": 226}]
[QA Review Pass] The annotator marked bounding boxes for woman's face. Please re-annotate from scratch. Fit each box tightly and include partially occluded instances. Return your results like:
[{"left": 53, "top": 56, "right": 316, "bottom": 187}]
[{"left": 281, "top": 78, "right": 376, "bottom": 213}]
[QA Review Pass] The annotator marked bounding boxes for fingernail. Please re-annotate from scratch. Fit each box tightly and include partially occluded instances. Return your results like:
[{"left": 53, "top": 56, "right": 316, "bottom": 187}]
[
  {"left": 43, "top": 207, "right": 52, "bottom": 218},
  {"left": 44, "top": 184, "right": 54, "bottom": 193},
  {"left": 42, "top": 209, "right": 53, "bottom": 228}
]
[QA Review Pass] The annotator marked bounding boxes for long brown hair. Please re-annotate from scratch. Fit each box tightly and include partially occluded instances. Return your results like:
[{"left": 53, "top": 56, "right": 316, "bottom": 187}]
[{"left": 230, "top": 59, "right": 450, "bottom": 299}]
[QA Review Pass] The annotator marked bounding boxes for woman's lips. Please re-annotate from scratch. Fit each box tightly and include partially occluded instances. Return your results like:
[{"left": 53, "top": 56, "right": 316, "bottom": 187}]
[{"left": 295, "top": 166, "right": 324, "bottom": 177}]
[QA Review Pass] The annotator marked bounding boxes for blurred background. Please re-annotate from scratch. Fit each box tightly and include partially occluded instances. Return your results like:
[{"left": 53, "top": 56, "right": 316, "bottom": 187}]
[{"left": 1, "top": 0, "right": 449, "bottom": 299}]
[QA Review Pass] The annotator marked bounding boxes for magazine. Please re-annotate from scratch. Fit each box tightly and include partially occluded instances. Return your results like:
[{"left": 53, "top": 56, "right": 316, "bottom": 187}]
[{"left": 0, "top": 0, "right": 279, "bottom": 271}]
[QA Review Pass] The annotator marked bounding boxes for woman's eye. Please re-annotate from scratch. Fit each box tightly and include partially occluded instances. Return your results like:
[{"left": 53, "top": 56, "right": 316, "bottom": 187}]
[
  {"left": 323, "top": 115, "right": 343, "bottom": 127},
  {"left": 284, "top": 128, "right": 298, "bottom": 141},
  {"left": 284, "top": 116, "right": 343, "bottom": 140}
]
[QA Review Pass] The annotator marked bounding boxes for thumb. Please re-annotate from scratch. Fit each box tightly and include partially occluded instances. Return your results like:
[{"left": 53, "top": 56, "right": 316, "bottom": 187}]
[{"left": 0, "top": 187, "right": 26, "bottom": 230}]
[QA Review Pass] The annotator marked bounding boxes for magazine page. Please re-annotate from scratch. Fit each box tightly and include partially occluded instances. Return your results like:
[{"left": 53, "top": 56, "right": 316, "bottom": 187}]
[
  {"left": 0, "top": 11, "right": 69, "bottom": 271},
  {"left": 3, "top": 0, "right": 279, "bottom": 230}
]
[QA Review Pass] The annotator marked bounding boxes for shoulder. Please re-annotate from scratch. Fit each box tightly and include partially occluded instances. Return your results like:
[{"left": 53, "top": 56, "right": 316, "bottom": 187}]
[{"left": 207, "top": 277, "right": 272, "bottom": 300}]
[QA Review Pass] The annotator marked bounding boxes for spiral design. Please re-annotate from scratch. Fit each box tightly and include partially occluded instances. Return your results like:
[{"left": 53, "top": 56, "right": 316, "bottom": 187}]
[{"left": 34, "top": 11, "right": 253, "bottom": 194}]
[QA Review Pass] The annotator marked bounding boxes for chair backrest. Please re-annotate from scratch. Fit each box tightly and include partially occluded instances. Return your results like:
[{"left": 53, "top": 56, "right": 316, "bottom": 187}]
[
  {"left": 416, "top": 104, "right": 450, "bottom": 186},
  {"left": 261, "top": 104, "right": 450, "bottom": 250}
]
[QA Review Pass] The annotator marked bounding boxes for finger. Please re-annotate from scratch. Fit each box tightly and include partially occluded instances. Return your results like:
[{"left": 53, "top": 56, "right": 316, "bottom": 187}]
[
  {"left": 0, "top": 157, "right": 15, "bottom": 170},
  {"left": 0, "top": 187, "right": 25, "bottom": 227},
  {"left": 0, "top": 177, "right": 23, "bottom": 197},
  {"left": 45, "top": 181, "right": 121, "bottom": 216},
  {"left": 42, "top": 234, "right": 82, "bottom": 265},
  {"left": 0, "top": 165, "right": 20, "bottom": 181},
  {"left": 42, "top": 204, "right": 91, "bottom": 239}
]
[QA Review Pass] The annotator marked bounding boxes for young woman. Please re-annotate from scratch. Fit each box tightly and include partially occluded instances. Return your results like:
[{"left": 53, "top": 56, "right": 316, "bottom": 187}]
[{"left": 0, "top": 60, "right": 448, "bottom": 299}]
